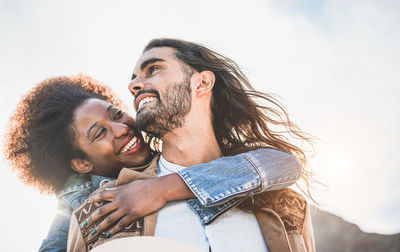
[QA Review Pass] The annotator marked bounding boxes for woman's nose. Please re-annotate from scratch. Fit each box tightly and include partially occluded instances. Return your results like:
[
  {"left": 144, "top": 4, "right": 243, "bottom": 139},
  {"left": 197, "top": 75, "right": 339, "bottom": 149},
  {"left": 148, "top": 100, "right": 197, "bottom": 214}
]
[{"left": 112, "top": 122, "right": 129, "bottom": 138}]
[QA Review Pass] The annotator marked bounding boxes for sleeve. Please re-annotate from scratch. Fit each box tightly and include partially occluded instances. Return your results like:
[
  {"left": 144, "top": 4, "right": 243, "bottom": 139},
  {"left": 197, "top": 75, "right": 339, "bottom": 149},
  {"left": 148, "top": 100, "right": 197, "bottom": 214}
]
[
  {"left": 38, "top": 203, "right": 72, "bottom": 252},
  {"left": 67, "top": 212, "right": 86, "bottom": 252},
  {"left": 177, "top": 148, "right": 301, "bottom": 207},
  {"left": 39, "top": 192, "right": 90, "bottom": 252}
]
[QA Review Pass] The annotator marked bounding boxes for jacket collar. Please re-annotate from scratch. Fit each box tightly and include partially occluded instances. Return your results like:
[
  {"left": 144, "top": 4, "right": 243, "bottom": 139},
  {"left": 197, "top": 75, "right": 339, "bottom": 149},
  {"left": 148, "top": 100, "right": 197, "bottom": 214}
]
[{"left": 57, "top": 173, "right": 92, "bottom": 199}]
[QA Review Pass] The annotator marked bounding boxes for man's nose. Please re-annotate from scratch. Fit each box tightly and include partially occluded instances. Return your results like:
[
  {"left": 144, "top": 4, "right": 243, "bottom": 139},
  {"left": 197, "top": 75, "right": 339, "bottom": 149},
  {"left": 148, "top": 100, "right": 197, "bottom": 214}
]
[
  {"left": 112, "top": 122, "right": 129, "bottom": 138},
  {"left": 128, "top": 79, "right": 144, "bottom": 98}
]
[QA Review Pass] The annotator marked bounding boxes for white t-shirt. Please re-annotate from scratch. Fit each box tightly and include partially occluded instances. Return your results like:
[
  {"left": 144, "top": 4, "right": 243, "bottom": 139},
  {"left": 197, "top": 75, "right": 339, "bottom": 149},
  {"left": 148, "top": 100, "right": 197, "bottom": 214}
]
[{"left": 154, "top": 155, "right": 269, "bottom": 252}]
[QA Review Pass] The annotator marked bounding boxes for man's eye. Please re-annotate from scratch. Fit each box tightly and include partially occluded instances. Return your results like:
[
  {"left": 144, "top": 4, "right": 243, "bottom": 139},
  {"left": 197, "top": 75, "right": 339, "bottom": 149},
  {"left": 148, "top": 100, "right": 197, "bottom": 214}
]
[
  {"left": 113, "top": 110, "right": 123, "bottom": 120},
  {"left": 94, "top": 128, "right": 106, "bottom": 140},
  {"left": 149, "top": 65, "right": 159, "bottom": 74}
]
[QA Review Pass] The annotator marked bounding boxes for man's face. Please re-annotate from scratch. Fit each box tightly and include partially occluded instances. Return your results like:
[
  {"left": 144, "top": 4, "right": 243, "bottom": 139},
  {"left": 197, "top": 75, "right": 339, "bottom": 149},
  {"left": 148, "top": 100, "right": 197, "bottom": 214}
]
[{"left": 128, "top": 47, "right": 193, "bottom": 137}]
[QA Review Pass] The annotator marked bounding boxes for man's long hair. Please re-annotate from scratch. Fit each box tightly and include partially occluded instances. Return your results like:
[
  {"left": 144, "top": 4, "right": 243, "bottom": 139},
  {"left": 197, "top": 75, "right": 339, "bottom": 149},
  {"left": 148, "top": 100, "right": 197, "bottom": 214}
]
[{"left": 143, "top": 38, "right": 314, "bottom": 193}]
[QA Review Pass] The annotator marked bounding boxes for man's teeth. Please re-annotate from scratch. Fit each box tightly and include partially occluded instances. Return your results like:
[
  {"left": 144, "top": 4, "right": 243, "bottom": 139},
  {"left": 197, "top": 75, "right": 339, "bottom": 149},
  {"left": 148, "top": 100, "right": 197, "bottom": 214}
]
[
  {"left": 121, "top": 136, "right": 138, "bottom": 154},
  {"left": 138, "top": 97, "right": 157, "bottom": 110}
]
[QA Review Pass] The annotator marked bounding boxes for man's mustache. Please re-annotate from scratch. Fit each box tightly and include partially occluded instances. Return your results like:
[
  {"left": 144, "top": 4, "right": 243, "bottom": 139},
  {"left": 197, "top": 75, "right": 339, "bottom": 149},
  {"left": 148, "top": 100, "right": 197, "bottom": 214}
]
[{"left": 135, "top": 89, "right": 160, "bottom": 101}]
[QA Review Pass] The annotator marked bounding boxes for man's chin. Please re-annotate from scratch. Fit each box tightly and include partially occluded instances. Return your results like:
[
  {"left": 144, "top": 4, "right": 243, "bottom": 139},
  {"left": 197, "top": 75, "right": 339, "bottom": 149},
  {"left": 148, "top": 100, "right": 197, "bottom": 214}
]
[{"left": 135, "top": 115, "right": 163, "bottom": 138}]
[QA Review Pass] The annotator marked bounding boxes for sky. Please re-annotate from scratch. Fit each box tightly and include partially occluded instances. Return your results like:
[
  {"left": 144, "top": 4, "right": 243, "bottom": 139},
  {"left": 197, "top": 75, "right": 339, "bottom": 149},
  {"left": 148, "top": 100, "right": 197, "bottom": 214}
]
[{"left": 1, "top": 0, "right": 399, "bottom": 250}]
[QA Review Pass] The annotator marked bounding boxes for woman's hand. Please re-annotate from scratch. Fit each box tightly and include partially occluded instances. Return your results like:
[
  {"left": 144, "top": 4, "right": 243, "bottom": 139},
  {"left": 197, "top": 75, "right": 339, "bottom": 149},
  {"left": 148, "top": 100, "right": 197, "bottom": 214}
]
[{"left": 84, "top": 174, "right": 194, "bottom": 238}]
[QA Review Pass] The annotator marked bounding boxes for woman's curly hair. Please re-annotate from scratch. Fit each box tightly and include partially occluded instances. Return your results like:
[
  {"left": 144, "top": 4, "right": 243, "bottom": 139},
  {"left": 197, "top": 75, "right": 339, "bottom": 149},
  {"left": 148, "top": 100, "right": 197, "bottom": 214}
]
[{"left": 4, "top": 74, "right": 124, "bottom": 194}]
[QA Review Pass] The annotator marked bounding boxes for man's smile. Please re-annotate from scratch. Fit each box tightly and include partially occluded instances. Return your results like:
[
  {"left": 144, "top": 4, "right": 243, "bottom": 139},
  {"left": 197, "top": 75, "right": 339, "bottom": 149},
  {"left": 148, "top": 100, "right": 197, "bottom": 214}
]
[{"left": 134, "top": 93, "right": 159, "bottom": 111}]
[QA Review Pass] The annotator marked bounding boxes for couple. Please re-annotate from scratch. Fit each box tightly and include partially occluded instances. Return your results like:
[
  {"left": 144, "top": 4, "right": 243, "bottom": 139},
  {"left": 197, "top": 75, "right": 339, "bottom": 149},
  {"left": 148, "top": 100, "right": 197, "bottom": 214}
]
[{"left": 5, "top": 39, "right": 314, "bottom": 251}]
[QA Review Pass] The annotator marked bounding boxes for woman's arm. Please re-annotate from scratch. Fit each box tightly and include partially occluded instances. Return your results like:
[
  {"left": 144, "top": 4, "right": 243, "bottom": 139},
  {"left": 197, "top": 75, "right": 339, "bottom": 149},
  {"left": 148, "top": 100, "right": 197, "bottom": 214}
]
[
  {"left": 38, "top": 207, "right": 71, "bottom": 252},
  {"left": 177, "top": 148, "right": 301, "bottom": 206},
  {"left": 39, "top": 174, "right": 110, "bottom": 252},
  {"left": 38, "top": 193, "right": 89, "bottom": 252},
  {"left": 86, "top": 148, "right": 301, "bottom": 237}
]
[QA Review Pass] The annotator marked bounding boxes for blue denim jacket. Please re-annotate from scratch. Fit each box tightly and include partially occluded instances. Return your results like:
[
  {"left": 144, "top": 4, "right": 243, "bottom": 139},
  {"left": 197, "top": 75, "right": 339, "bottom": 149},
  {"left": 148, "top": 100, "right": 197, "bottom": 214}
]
[
  {"left": 38, "top": 148, "right": 300, "bottom": 251},
  {"left": 38, "top": 174, "right": 110, "bottom": 252}
]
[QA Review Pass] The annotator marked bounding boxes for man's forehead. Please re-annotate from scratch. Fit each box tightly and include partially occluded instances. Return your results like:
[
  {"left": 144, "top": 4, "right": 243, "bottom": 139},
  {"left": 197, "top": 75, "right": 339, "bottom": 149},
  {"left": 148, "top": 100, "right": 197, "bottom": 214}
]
[{"left": 134, "top": 47, "right": 177, "bottom": 69}]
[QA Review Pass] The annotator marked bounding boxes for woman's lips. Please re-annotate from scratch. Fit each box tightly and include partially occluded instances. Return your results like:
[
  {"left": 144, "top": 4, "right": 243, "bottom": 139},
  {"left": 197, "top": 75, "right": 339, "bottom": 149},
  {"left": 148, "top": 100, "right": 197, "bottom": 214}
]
[
  {"left": 118, "top": 130, "right": 136, "bottom": 153},
  {"left": 120, "top": 136, "right": 138, "bottom": 154},
  {"left": 121, "top": 136, "right": 143, "bottom": 156}
]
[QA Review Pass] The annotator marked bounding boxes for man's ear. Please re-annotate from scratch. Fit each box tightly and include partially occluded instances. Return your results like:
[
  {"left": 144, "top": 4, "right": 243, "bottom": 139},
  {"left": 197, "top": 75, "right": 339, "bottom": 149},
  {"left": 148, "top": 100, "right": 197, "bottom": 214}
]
[
  {"left": 71, "top": 159, "right": 94, "bottom": 174},
  {"left": 195, "top": 70, "right": 215, "bottom": 97}
]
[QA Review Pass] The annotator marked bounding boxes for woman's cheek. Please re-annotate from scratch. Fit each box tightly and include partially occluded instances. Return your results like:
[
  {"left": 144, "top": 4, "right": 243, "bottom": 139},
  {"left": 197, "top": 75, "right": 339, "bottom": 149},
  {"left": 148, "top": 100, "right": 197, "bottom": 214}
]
[
  {"left": 90, "top": 141, "right": 113, "bottom": 160},
  {"left": 99, "top": 144, "right": 115, "bottom": 159}
]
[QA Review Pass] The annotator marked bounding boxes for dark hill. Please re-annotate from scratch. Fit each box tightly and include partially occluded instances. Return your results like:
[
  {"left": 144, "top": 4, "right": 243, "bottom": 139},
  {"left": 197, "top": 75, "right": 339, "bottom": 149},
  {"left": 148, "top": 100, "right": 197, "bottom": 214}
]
[{"left": 311, "top": 207, "right": 400, "bottom": 252}]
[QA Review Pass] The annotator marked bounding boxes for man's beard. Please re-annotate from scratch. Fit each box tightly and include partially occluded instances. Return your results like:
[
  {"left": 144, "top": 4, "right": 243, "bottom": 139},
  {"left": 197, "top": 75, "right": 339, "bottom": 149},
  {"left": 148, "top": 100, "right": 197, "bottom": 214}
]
[{"left": 135, "top": 79, "right": 192, "bottom": 138}]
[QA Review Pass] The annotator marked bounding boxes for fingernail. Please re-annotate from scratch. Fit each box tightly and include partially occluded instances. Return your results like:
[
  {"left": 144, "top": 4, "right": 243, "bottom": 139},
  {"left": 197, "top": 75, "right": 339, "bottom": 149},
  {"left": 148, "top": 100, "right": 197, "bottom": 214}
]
[
  {"left": 90, "top": 229, "right": 97, "bottom": 236},
  {"left": 106, "top": 232, "right": 111, "bottom": 238},
  {"left": 82, "top": 220, "right": 88, "bottom": 228}
]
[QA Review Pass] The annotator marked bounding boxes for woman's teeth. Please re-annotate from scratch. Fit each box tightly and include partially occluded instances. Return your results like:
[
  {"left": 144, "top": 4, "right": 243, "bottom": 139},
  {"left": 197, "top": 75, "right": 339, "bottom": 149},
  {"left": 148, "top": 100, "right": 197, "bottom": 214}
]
[
  {"left": 121, "top": 136, "right": 138, "bottom": 154},
  {"left": 138, "top": 97, "right": 157, "bottom": 111}
]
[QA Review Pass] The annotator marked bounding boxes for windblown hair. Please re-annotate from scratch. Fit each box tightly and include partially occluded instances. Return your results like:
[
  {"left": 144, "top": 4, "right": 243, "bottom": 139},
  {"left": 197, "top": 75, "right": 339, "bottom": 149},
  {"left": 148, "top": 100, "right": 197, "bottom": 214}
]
[
  {"left": 4, "top": 74, "right": 124, "bottom": 194},
  {"left": 144, "top": 39, "right": 315, "bottom": 194}
]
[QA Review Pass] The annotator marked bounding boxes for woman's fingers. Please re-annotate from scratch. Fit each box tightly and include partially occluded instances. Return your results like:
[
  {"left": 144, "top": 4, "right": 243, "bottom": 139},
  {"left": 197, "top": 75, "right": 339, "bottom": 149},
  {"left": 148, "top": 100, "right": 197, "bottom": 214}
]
[
  {"left": 106, "top": 214, "right": 137, "bottom": 238},
  {"left": 83, "top": 200, "right": 119, "bottom": 228},
  {"left": 88, "top": 208, "right": 126, "bottom": 238},
  {"left": 88, "top": 187, "right": 119, "bottom": 203}
]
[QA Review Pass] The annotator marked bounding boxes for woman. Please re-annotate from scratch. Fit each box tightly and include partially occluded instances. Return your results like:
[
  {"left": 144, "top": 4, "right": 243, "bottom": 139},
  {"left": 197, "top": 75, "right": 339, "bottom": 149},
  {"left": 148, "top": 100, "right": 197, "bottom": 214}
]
[{"left": 4, "top": 74, "right": 303, "bottom": 251}]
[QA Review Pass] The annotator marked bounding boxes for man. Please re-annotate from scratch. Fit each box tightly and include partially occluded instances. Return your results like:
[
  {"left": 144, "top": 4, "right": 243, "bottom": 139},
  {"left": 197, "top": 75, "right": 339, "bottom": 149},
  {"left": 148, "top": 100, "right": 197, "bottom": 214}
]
[
  {"left": 127, "top": 39, "right": 314, "bottom": 251},
  {"left": 71, "top": 39, "right": 314, "bottom": 251},
  {"left": 128, "top": 40, "right": 269, "bottom": 251}
]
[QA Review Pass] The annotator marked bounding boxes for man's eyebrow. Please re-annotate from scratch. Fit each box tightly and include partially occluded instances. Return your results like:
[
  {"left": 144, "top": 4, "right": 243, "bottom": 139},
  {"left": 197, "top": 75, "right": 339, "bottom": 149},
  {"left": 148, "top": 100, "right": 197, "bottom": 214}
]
[
  {"left": 131, "top": 58, "right": 165, "bottom": 80},
  {"left": 140, "top": 57, "right": 165, "bottom": 71}
]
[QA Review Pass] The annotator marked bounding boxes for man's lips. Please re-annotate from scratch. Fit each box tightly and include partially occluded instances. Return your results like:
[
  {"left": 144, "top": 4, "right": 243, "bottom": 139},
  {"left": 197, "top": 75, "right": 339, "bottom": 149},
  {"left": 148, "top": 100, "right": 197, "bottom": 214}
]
[{"left": 134, "top": 90, "right": 158, "bottom": 111}]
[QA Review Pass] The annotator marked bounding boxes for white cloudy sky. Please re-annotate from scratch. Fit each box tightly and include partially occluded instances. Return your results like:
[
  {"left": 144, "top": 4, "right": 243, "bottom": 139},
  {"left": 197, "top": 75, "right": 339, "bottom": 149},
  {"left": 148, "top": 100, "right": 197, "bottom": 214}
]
[{"left": 1, "top": 0, "right": 399, "bottom": 250}]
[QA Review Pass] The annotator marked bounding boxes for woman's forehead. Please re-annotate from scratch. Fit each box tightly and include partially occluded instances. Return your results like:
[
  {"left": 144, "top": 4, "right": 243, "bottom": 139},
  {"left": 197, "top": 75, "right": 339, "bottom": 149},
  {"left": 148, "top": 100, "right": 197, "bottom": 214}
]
[
  {"left": 73, "top": 99, "right": 111, "bottom": 128},
  {"left": 76, "top": 98, "right": 111, "bottom": 114}
]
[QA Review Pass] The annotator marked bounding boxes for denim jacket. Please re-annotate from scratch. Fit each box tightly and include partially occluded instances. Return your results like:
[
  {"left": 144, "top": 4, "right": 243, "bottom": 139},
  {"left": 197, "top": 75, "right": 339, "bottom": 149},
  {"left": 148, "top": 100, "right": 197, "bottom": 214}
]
[
  {"left": 38, "top": 174, "right": 111, "bottom": 252},
  {"left": 39, "top": 148, "right": 300, "bottom": 252}
]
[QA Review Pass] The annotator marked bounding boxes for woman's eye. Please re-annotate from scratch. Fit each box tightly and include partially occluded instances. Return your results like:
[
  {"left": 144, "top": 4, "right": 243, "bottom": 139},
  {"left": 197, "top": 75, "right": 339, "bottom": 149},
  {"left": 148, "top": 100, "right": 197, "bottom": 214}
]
[
  {"left": 94, "top": 128, "right": 106, "bottom": 140},
  {"left": 113, "top": 110, "right": 123, "bottom": 120}
]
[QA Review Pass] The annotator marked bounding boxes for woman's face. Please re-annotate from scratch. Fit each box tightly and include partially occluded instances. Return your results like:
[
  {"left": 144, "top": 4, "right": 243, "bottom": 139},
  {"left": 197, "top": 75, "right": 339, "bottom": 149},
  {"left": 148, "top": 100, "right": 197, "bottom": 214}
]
[{"left": 72, "top": 98, "right": 152, "bottom": 178}]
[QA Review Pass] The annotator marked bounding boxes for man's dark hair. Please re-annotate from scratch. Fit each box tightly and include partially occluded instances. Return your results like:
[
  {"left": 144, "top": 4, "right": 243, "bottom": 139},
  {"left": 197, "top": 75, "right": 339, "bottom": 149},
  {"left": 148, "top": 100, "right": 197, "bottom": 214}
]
[
  {"left": 4, "top": 75, "right": 123, "bottom": 193},
  {"left": 144, "top": 38, "right": 314, "bottom": 189}
]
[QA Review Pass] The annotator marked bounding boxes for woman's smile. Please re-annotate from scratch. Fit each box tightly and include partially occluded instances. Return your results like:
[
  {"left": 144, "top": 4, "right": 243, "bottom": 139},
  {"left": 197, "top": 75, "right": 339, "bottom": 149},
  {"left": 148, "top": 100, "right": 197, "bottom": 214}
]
[
  {"left": 73, "top": 98, "right": 152, "bottom": 177},
  {"left": 119, "top": 130, "right": 145, "bottom": 156}
]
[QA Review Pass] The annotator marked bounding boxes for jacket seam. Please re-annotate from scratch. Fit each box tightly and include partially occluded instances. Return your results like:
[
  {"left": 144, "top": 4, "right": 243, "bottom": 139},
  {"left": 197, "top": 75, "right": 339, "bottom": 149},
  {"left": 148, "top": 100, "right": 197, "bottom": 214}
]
[
  {"left": 176, "top": 171, "right": 207, "bottom": 205},
  {"left": 241, "top": 153, "right": 263, "bottom": 193},
  {"left": 57, "top": 183, "right": 93, "bottom": 199}
]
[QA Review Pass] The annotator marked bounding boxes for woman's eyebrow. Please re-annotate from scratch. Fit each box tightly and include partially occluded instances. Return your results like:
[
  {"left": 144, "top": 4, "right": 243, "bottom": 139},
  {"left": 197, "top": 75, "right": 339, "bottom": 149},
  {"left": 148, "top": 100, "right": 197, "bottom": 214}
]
[
  {"left": 86, "top": 105, "right": 113, "bottom": 138},
  {"left": 86, "top": 122, "right": 98, "bottom": 138}
]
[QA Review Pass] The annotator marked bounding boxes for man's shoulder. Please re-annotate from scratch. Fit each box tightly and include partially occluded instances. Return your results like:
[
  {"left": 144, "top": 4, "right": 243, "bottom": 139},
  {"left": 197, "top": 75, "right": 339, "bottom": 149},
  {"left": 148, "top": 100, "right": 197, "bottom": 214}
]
[{"left": 241, "top": 188, "right": 308, "bottom": 232}]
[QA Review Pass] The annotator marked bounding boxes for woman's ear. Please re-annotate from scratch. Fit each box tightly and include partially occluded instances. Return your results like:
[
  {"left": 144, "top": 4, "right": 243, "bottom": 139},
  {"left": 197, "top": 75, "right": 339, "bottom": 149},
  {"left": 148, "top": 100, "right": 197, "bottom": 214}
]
[
  {"left": 71, "top": 159, "right": 93, "bottom": 174},
  {"left": 195, "top": 70, "right": 215, "bottom": 97}
]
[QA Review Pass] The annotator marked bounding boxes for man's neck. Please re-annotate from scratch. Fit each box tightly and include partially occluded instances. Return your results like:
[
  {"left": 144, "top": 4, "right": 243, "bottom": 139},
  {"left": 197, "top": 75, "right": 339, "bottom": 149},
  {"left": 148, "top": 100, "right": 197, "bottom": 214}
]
[{"left": 160, "top": 113, "right": 222, "bottom": 167}]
